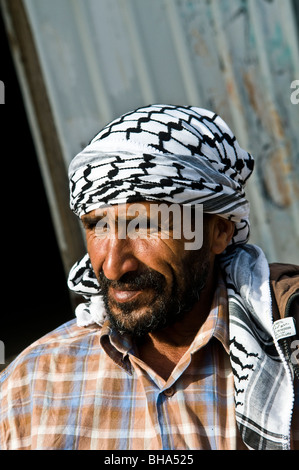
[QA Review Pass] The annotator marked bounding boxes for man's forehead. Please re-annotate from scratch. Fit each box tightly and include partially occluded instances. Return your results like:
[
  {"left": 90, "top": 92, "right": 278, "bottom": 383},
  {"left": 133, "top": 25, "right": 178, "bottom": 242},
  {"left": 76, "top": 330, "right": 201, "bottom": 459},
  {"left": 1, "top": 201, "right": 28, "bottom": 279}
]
[{"left": 81, "top": 201, "right": 177, "bottom": 220}]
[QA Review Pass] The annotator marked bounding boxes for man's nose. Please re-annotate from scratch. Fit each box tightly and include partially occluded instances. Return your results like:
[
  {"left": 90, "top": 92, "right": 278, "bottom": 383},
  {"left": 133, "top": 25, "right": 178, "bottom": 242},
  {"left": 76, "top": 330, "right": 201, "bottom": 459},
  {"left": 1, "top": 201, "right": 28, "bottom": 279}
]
[{"left": 102, "top": 238, "right": 139, "bottom": 281}]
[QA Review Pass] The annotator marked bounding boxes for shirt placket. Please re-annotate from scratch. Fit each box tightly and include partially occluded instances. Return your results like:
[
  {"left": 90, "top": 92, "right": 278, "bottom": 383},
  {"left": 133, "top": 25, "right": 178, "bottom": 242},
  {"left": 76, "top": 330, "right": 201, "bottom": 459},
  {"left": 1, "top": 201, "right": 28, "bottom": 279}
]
[{"left": 129, "top": 350, "right": 193, "bottom": 450}]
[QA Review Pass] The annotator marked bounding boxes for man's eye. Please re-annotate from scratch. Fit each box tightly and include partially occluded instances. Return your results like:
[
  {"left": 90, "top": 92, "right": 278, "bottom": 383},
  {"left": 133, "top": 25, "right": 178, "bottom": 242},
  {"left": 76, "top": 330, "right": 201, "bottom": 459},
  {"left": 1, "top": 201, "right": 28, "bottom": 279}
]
[
  {"left": 148, "top": 223, "right": 160, "bottom": 234},
  {"left": 95, "top": 222, "right": 111, "bottom": 238}
]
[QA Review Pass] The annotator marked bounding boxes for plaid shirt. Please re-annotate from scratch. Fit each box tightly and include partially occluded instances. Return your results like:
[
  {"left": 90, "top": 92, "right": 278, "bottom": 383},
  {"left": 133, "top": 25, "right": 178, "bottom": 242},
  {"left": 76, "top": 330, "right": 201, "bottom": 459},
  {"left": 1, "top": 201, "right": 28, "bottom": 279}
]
[{"left": 0, "top": 280, "right": 252, "bottom": 450}]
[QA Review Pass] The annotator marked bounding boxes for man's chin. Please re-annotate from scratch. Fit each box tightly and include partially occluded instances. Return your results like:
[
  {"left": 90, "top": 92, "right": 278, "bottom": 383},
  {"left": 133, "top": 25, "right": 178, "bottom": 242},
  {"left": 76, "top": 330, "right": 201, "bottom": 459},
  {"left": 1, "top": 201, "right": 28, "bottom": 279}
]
[{"left": 105, "top": 298, "right": 169, "bottom": 337}]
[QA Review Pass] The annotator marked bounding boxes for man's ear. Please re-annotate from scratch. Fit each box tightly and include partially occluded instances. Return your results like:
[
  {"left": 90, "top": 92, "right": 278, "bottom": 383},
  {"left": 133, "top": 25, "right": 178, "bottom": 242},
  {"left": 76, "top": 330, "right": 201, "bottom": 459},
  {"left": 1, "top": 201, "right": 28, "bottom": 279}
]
[{"left": 209, "top": 216, "right": 235, "bottom": 255}]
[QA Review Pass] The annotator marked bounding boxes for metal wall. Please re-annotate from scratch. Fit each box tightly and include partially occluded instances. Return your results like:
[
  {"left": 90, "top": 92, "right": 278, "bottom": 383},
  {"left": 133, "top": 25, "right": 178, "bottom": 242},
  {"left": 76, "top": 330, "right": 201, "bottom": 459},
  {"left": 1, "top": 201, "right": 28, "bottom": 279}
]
[{"left": 2, "top": 0, "right": 299, "bottom": 266}]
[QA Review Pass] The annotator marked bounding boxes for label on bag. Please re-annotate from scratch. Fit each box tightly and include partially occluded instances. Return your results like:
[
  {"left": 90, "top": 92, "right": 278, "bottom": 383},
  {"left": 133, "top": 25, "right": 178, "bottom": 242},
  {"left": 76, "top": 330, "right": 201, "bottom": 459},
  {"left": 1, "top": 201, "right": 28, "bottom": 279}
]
[{"left": 273, "top": 318, "right": 297, "bottom": 341}]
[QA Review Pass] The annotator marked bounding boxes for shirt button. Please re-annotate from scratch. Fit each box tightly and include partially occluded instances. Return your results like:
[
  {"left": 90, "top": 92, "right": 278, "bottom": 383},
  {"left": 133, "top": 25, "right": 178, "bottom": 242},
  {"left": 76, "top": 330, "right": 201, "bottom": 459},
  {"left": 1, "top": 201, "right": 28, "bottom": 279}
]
[{"left": 163, "top": 387, "right": 175, "bottom": 397}]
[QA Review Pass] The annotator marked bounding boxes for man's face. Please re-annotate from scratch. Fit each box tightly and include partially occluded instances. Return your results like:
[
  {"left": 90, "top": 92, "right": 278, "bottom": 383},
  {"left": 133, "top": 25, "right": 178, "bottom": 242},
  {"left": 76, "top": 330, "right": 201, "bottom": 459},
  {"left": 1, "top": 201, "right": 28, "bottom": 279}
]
[{"left": 82, "top": 202, "right": 213, "bottom": 337}]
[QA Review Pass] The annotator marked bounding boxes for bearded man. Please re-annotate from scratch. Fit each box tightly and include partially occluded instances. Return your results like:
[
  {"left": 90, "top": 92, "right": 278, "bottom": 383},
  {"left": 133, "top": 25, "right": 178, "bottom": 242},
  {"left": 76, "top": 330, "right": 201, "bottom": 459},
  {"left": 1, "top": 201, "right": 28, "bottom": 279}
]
[{"left": 0, "top": 105, "right": 298, "bottom": 450}]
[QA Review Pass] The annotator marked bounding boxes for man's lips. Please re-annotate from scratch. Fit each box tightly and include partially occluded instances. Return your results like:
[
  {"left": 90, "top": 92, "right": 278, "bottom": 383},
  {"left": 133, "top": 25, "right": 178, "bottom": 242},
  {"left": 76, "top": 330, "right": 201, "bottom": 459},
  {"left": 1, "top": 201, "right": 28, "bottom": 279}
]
[{"left": 109, "top": 287, "right": 143, "bottom": 303}]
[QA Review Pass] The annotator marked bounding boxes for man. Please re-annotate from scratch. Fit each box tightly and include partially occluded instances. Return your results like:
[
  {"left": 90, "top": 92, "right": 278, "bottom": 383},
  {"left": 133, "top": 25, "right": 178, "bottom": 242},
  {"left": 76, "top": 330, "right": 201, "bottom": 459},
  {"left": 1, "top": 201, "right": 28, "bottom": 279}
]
[{"left": 0, "top": 104, "right": 298, "bottom": 450}]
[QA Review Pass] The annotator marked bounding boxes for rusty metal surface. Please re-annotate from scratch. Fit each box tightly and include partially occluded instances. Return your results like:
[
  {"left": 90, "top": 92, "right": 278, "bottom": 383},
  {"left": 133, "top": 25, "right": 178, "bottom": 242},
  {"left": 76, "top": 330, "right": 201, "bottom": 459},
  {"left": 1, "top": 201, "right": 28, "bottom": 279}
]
[{"left": 4, "top": 0, "right": 299, "bottom": 263}]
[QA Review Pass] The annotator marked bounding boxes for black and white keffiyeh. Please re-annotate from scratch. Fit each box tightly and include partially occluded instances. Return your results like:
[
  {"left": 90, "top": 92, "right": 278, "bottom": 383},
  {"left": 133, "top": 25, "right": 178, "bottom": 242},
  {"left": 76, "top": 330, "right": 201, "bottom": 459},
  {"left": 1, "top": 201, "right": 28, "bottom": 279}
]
[
  {"left": 67, "top": 104, "right": 294, "bottom": 450},
  {"left": 69, "top": 104, "right": 254, "bottom": 245}
]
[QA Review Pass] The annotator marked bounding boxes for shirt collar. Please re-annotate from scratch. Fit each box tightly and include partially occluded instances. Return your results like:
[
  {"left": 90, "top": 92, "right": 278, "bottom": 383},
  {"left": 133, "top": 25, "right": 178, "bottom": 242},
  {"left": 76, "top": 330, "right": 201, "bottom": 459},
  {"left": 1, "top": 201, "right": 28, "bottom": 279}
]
[
  {"left": 200, "top": 269, "right": 230, "bottom": 354},
  {"left": 100, "top": 321, "right": 134, "bottom": 373}
]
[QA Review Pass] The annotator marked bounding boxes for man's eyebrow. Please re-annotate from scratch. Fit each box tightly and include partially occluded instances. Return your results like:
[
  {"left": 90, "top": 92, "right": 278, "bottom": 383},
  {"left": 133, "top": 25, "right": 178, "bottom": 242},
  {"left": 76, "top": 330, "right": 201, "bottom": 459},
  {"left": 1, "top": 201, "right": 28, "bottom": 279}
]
[{"left": 81, "top": 215, "right": 103, "bottom": 226}]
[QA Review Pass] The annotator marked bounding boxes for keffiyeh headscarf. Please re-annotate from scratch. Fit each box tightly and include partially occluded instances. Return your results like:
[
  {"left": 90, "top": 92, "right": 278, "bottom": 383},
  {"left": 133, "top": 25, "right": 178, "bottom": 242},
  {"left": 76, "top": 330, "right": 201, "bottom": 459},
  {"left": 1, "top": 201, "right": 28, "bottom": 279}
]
[{"left": 69, "top": 104, "right": 254, "bottom": 243}]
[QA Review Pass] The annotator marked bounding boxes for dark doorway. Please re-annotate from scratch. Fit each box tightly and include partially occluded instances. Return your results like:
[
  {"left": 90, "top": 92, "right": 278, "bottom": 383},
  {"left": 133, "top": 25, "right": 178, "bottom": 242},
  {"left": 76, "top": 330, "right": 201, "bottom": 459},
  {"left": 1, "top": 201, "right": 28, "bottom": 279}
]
[{"left": 0, "top": 10, "right": 73, "bottom": 368}]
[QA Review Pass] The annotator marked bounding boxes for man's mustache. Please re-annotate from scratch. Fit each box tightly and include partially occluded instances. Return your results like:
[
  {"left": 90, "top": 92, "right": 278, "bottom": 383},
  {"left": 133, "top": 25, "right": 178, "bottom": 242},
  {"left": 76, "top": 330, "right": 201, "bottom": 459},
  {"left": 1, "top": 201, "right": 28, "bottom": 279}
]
[{"left": 98, "top": 269, "right": 166, "bottom": 293}]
